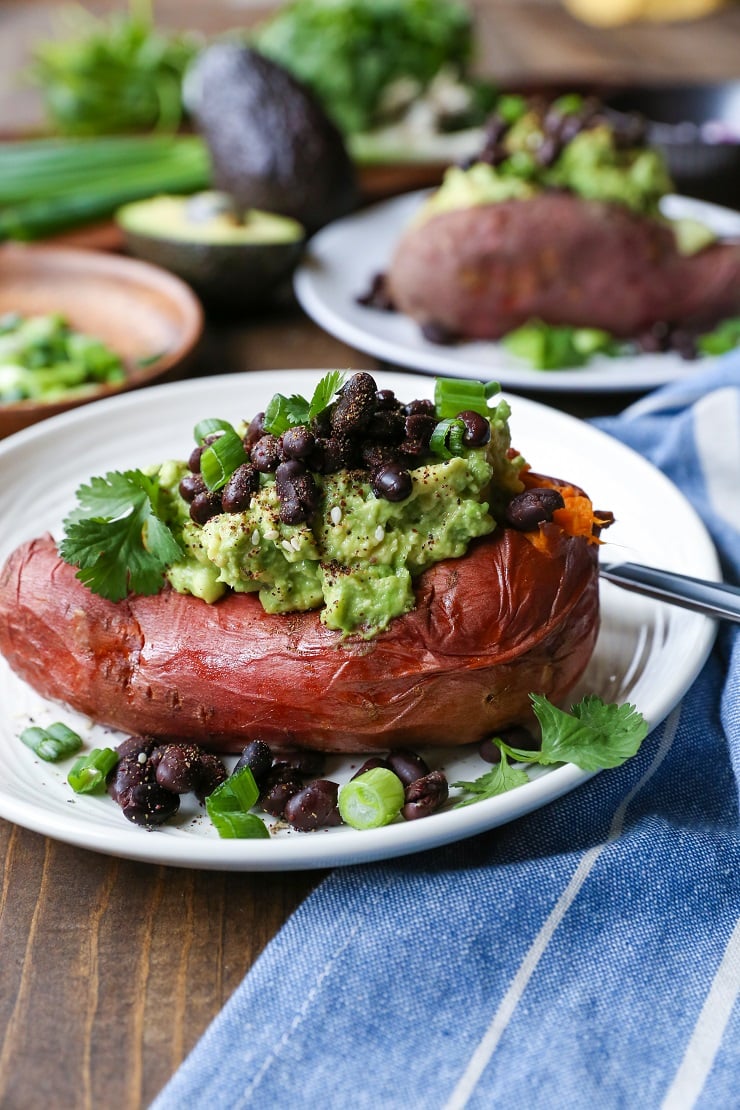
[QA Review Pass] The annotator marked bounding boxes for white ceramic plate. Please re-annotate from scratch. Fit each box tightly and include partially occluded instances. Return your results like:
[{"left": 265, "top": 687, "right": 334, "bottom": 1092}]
[
  {"left": 0, "top": 370, "right": 719, "bottom": 870},
  {"left": 294, "top": 192, "right": 740, "bottom": 393}
]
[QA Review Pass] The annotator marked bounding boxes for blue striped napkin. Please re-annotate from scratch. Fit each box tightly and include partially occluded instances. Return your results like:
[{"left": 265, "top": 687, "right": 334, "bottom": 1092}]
[{"left": 153, "top": 354, "right": 740, "bottom": 1110}]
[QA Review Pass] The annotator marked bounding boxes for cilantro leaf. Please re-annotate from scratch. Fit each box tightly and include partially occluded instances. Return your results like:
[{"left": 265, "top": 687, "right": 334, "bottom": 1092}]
[
  {"left": 59, "top": 469, "right": 182, "bottom": 602},
  {"left": 263, "top": 371, "right": 347, "bottom": 435},
  {"left": 452, "top": 694, "right": 649, "bottom": 809},
  {"left": 532, "top": 693, "right": 649, "bottom": 770},
  {"left": 308, "top": 370, "right": 346, "bottom": 423},
  {"left": 453, "top": 750, "right": 530, "bottom": 807},
  {"left": 501, "top": 694, "right": 650, "bottom": 772}
]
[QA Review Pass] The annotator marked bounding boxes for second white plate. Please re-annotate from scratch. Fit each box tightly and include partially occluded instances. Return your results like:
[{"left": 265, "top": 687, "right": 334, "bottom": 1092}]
[{"left": 294, "top": 191, "right": 740, "bottom": 393}]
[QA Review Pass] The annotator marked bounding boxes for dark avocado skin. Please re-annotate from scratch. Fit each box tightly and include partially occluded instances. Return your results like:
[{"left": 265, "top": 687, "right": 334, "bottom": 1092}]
[
  {"left": 122, "top": 231, "right": 305, "bottom": 308},
  {"left": 190, "top": 44, "right": 358, "bottom": 235}
]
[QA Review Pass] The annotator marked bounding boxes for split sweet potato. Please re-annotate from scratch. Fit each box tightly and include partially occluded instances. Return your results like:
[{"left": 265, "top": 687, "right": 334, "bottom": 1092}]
[
  {"left": 0, "top": 479, "right": 600, "bottom": 753},
  {"left": 386, "top": 191, "right": 740, "bottom": 340}
]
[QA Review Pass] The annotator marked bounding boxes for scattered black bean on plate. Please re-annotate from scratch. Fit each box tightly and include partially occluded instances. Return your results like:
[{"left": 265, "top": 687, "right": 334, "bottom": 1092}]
[{"left": 102, "top": 730, "right": 462, "bottom": 834}]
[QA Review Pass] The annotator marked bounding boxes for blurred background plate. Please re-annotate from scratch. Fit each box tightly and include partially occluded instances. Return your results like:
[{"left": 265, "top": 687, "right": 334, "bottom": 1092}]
[{"left": 0, "top": 244, "right": 203, "bottom": 437}]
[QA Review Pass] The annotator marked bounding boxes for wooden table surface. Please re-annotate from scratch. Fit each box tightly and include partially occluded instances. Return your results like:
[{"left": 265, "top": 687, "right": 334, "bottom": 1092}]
[{"left": 1, "top": 2, "right": 739, "bottom": 1107}]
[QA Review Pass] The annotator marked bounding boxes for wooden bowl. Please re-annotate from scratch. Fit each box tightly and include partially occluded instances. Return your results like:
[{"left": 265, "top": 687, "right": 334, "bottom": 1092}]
[{"left": 0, "top": 243, "right": 204, "bottom": 438}]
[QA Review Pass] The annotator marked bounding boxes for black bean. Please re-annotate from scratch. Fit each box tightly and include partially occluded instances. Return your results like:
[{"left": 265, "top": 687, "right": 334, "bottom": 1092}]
[
  {"left": 190, "top": 489, "right": 223, "bottom": 525},
  {"left": 498, "top": 725, "right": 541, "bottom": 753},
  {"left": 371, "top": 464, "right": 412, "bottom": 502},
  {"left": 401, "top": 770, "right": 449, "bottom": 820},
  {"left": 179, "top": 472, "right": 206, "bottom": 503},
  {"left": 281, "top": 425, "right": 315, "bottom": 460},
  {"left": 250, "top": 434, "right": 281, "bottom": 472},
  {"left": 535, "top": 134, "right": 561, "bottom": 168},
  {"left": 188, "top": 445, "right": 203, "bottom": 473},
  {"left": 271, "top": 749, "right": 326, "bottom": 777},
  {"left": 361, "top": 443, "right": 399, "bottom": 471},
  {"left": 195, "top": 752, "right": 228, "bottom": 802},
  {"left": 671, "top": 329, "right": 699, "bottom": 361},
  {"left": 504, "top": 488, "right": 565, "bottom": 531},
  {"left": 478, "top": 737, "right": 502, "bottom": 764},
  {"left": 458, "top": 410, "right": 491, "bottom": 448},
  {"left": 116, "top": 735, "right": 158, "bottom": 760},
  {"left": 636, "top": 320, "right": 671, "bottom": 353},
  {"left": 403, "top": 398, "right": 436, "bottom": 418},
  {"left": 233, "top": 739, "right": 273, "bottom": 788},
  {"left": 386, "top": 749, "right": 430, "bottom": 787},
  {"left": 313, "top": 435, "right": 357, "bottom": 474},
  {"left": 375, "top": 389, "right": 399, "bottom": 410},
  {"left": 356, "top": 273, "right": 395, "bottom": 311},
  {"left": 421, "top": 321, "right": 459, "bottom": 345},
  {"left": 244, "top": 412, "right": 266, "bottom": 450},
  {"left": 283, "top": 780, "right": 342, "bottom": 831},
  {"left": 275, "top": 459, "right": 319, "bottom": 524},
  {"left": 365, "top": 409, "right": 405, "bottom": 444},
  {"left": 331, "top": 372, "right": 377, "bottom": 435},
  {"left": 154, "top": 743, "right": 204, "bottom": 794},
  {"left": 221, "top": 463, "right": 259, "bottom": 513},
  {"left": 484, "top": 114, "right": 509, "bottom": 146},
  {"left": 351, "top": 756, "right": 390, "bottom": 780},
  {"left": 121, "top": 781, "right": 180, "bottom": 827},
  {"left": 404, "top": 412, "right": 437, "bottom": 447},
  {"left": 108, "top": 752, "right": 155, "bottom": 804},
  {"left": 259, "top": 770, "right": 303, "bottom": 818}
]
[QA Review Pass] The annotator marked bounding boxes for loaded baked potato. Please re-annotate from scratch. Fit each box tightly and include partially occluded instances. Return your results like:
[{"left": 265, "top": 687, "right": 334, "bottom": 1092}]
[{"left": 0, "top": 373, "right": 608, "bottom": 754}]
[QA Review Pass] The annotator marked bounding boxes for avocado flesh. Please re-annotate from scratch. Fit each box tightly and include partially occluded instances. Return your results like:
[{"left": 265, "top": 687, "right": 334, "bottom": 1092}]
[
  {"left": 188, "top": 44, "right": 358, "bottom": 235},
  {"left": 117, "top": 194, "right": 306, "bottom": 308},
  {"left": 117, "top": 194, "right": 305, "bottom": 244}
]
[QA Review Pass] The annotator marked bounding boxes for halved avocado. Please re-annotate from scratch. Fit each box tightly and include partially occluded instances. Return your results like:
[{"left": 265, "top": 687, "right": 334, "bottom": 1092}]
[{"left": 116, "top": 192, "right": 306, "bottom": 308}]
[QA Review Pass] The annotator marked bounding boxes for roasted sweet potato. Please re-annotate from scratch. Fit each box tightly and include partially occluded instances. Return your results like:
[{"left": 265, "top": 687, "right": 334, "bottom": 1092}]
[
  {"left": 0, "top": 483, "right": 600, "bottom": 753},
  {"left": 386, "top": 192, "right": 740, "bottom": 340}
]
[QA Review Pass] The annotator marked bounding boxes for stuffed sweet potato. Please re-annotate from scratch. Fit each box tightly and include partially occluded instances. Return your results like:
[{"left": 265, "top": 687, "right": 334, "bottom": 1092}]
[
  {"left": 0, "top": 476, "right": 600, "bottom": 752},
  {"left": 0, "top": 371, "right": 609, "bottom": 754},
  {"left": 379, "top": 93, "right": 740, "bottom": 351}
]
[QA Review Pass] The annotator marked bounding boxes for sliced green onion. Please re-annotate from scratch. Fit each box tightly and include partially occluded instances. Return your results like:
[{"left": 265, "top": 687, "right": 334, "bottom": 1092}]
[
  {"left": 496, "top": 93, "right": 527, "bottom": 125},
  {"left": 697, "top": 317, "right": 740, "bottom": 357},
  {"left": 193, "top": 417, "right": 235, "bottom": 445},
  {"left": 338, "top": 767, "right": 405, "bottom": 830},
  {"left": 21, "top": 722, "right": 83, "bottom": 762},
  {"left": 67, "top": 747, "right": 119, "bottom": 794},
  {"left": 434, "top": 377, "right": 501, "bottom": 419},
  {"left": 429, "top": 417, "right": 466, "bottom": 459},
  {"left": 551, "top": 93, "right": 584, "bottom": 116},
  {"left": 206, "top": 767, "right": 269, "bottom": 839},
  {"left": 200, "top": 429, "right": 248, "bottom": 492}
]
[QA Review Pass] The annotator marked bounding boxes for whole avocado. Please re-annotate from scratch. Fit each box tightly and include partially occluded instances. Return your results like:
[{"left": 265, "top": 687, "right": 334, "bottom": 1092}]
[{"left": 188, "top": 43, "right": 358, "bottom": 235}]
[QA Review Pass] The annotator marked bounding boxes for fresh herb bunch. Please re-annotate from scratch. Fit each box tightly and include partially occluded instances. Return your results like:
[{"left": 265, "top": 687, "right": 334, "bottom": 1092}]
[
  {"left": 253, "top": 0, "right": 480, "bottom": 135},
  {"left": 30, "top": 0, "right": 200, "bottom": 136}
]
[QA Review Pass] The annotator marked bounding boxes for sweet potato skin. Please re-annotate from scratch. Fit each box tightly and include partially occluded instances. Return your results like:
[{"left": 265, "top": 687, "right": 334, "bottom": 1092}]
[
  {"left": 387, "top": 192, "right": 740, "bottom": 340},
  {"left": 0, "top": 502, "right": 599, "bottom": 753}
]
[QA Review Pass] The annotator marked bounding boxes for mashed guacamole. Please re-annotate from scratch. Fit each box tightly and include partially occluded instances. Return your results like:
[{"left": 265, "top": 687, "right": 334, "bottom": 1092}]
[
  {"left": 155, "top": 392, "right": 523, "bottom": 638},
  {"left": 418, "top": 97, "right": 674, "bottom": 224}
]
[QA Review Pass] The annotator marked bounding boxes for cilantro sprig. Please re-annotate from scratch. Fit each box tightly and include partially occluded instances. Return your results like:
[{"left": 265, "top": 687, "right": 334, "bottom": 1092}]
[
  {"left": 454, "top": 694, "right": 649, "bottom": 806},
  {"left": 59, "top": 469, "right": 182, "bottom": 602},
  {"left": 263, "top": 370, "right": 346, "bottom": 435}
]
